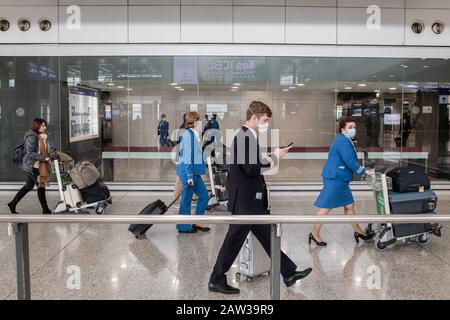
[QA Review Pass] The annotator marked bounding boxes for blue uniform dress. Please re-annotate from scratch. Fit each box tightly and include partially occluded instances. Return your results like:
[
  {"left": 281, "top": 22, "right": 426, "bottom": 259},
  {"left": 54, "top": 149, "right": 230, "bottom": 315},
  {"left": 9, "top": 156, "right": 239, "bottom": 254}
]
[{"left": 315, "top": 133, "right": 366, "bottom": 209}]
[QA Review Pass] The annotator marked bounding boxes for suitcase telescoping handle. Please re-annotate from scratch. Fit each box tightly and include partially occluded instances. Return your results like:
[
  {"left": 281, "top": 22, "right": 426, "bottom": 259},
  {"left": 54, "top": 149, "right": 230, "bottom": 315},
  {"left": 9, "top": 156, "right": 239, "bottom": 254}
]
[{"left": 166, "top": 187, "right": 187, "bottom": 209}]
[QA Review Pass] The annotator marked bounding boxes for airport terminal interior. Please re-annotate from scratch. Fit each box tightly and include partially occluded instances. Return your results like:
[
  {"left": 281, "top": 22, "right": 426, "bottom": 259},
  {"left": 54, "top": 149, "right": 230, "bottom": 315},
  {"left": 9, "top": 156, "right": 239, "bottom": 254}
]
[{"left": 2, "top": 0, "right": 450, "bottom": 301}]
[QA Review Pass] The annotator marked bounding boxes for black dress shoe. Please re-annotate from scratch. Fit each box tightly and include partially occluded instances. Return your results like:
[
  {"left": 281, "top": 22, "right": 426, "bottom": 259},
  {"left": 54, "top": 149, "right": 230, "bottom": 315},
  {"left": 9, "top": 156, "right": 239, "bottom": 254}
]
[
  {"left": 178, "top": 229, "right": 197, "bottom": 234},
  {"left": 283, "top": 268, "right": 313, "bottom": 287},
  {"left": 208, "top": 282, "right": 240, "bottom": 295}
]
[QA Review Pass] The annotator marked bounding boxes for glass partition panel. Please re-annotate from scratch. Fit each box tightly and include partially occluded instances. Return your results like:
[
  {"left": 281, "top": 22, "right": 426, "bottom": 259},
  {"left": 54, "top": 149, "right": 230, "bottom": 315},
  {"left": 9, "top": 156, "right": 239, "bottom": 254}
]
[
  {"left": 0, "top": 56, "right": 60, "bottom": 182},
  {"left": 2, "top": 55, "right": 450, "bottom": 183}
]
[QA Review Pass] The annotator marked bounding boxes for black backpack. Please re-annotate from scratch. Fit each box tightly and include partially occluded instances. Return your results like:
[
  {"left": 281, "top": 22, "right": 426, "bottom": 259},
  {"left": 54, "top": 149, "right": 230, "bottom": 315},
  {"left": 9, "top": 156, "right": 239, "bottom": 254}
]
[{"left": 13, "top": 143, "right": 26, "bottom": 164}]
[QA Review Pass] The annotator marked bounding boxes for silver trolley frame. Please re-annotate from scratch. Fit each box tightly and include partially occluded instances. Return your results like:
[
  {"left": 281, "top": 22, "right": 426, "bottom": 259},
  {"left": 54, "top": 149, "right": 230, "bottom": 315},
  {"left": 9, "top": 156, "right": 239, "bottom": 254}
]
[{"left": 52, "top": 159, "right": 111, "bottom": 215}]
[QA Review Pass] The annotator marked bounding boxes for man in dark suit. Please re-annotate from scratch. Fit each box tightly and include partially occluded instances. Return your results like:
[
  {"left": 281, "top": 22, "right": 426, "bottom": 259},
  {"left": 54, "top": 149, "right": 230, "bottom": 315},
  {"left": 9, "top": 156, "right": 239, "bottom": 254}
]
[{"left": 208, "top": 101, "right": 312, "bottom": 295}]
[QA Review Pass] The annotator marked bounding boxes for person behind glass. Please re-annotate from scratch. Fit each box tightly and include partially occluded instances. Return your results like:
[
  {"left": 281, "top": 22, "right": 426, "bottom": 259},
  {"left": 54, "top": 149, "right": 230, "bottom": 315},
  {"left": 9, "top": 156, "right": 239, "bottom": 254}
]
[
  {"left": 209, "top": 101, "right": 312, "bottom": 295},
  {"left": 157, "top": 114, "right": 170, "bottom": 147},
  {"left": 202, "top": 114, "right": 209, "bottom": 138},
  {"left": 309, "top": 116, "right": 374, "bottom": 246},
  {"left": 400, "top": 110, "right": 412, "bottom": 147},
  {"left": 7, "top": 118, "right": 58, "bottom": 214},
  {"left": 202, "top": 113, "right": 220, "bottom": 158},
  {"left": 176, "top": 112, "right": 210, "bottom": 234}
]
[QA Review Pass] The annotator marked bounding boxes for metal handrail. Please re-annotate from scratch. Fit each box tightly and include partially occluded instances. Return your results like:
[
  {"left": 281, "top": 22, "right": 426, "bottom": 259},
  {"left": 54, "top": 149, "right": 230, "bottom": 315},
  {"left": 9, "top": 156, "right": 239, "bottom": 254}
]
[
  {"left": 1, "top": 214, "right": 450, "bottom": 224},
  {"left": 3, "top": 213, "right": 449, "bottom": 301}
]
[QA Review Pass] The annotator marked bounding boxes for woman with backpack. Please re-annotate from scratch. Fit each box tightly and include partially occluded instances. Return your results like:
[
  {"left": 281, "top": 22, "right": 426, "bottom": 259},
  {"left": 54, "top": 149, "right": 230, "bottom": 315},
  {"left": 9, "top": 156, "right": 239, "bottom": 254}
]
[{"left": 7, "top": 118, "right": 57, "bottom": 214}]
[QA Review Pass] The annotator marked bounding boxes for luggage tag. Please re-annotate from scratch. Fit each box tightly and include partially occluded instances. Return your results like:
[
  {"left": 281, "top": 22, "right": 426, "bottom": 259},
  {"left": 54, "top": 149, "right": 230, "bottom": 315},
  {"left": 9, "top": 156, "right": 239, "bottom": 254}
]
[
  {"left": 255, "top": 192, "right": 262, "bottom": 200},
  {"left": 419, "top": 185, "right": 424, "bottom": 192}
]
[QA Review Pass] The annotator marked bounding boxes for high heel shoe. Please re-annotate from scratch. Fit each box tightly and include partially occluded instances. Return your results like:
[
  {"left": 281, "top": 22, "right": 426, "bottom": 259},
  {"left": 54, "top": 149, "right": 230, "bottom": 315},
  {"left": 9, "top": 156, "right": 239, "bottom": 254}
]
[
  {"left": 354, "top": 231, "right": 373, "bottom": 244},
  {"left": 308, "top": 233, "right": 327, "bottom": 246}
]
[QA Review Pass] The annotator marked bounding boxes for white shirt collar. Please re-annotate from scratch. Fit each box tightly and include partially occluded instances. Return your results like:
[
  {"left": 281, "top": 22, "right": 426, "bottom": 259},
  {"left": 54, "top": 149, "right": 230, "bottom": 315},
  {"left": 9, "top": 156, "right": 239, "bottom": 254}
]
[{"left": 243, "top": 125, "right": 257, "bottom": 139}]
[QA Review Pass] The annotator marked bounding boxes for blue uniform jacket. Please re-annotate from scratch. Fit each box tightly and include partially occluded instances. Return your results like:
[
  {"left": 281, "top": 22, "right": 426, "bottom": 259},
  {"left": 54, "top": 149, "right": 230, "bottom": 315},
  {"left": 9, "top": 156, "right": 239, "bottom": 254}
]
[
  {"left": 321, "top": 133, "right": 365, "bottom": 182},
  {"left": 158, "top": 120, "right": 169, "bottom": 140},
  {"left": 176, "top": 129, "right": 206, "bottom": 180}
]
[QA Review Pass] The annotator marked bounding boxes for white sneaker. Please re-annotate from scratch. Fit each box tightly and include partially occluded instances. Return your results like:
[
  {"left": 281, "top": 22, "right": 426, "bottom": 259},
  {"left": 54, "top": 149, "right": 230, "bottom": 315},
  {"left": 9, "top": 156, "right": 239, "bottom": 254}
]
[{"left": 172, "top": 204, "right": 180, "bottom": 209}]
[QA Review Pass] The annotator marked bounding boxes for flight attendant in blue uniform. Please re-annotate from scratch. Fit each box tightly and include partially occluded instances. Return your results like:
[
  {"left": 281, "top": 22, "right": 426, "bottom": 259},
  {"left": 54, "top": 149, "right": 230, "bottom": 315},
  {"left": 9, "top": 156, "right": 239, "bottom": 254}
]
[{"left": 309, "top": 116, "right": 374, "bottom": 246}]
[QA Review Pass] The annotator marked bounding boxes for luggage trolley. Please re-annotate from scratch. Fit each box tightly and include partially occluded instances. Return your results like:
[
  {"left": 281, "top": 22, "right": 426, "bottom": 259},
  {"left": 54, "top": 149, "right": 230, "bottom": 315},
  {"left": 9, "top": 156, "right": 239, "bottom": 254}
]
[
  {"left": 206, "top": 156, "right": 228, "bottom": 211},
  {"left": 365, "top": 166, "right": 442, "bottom": 251},
  {"left": 52, "top": 158, "right": 111, "bottom": 215}
]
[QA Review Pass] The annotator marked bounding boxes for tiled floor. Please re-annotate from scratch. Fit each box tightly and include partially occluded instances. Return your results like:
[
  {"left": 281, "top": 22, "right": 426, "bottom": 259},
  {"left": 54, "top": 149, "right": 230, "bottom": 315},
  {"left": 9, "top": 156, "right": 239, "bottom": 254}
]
[{"left": 1, "top": 190, "right": 450, "bottom": 300}]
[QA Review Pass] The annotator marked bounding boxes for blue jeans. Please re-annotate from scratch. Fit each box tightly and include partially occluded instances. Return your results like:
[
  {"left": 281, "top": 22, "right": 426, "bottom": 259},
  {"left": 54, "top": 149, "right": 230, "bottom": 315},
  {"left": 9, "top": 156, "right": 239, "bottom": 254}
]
[{"left": 177, "top": 175, "right": 209, "bottom": 232}]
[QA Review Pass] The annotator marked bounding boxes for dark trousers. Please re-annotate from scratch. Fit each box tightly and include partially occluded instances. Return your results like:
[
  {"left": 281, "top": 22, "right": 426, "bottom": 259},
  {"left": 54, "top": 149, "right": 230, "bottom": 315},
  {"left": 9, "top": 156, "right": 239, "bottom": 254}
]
[
  {"left": 401, "top": 132, "right": 410, "bottom": 147},
  {"left": 210, "top": 223, "right": 297, "bottom": 285},
  {"left": 11, "top": 168, "right": 50, "bottom": 212}
]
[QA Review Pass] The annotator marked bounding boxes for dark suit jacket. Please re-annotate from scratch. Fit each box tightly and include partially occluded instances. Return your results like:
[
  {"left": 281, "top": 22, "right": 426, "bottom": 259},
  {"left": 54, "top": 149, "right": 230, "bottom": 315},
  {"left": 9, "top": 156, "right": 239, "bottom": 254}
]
[{"left": 227, "top": 126, "right": 277, "bottom": 215}]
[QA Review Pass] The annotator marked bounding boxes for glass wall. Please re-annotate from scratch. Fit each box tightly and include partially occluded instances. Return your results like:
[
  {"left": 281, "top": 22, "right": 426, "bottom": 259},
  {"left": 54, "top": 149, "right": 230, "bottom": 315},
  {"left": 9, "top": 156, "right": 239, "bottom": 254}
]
[
  {"left": 0, "top": 56, "right": 60, "bottom": 182},
  {"left": 1, "top": 55, "right": 450, "bottom": 182}
]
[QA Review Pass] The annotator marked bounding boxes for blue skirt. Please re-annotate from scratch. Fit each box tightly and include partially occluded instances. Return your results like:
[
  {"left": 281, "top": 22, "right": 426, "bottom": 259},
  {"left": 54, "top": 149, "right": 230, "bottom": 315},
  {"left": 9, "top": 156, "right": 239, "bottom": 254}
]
[{"left": 314, "top": 178, "right": 354, "bottom": 209}]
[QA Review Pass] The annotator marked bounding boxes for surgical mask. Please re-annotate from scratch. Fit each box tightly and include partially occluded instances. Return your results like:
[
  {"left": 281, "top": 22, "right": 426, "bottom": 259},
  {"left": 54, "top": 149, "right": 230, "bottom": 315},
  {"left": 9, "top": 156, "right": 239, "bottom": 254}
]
[
  {"left": 249, "top": 107, "right": 270, "bottom": 133},
  {"left": 257, "top": 122, "right": 269, "bottom": 133},
  {"left": 344, "top": 128, "right": 356, "bottom": 139}
]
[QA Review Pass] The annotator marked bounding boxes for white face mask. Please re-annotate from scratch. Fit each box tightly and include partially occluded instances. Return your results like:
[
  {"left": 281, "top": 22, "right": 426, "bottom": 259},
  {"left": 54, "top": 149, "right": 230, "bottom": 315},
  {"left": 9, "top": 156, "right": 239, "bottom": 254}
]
[
  {"left": 343, "top": 128, "right": 356, "bottom": 139},
  {"left": 249, "top": 107, "right": 270, "bottom": 133},
  {"left": 257, "top": 122, "right": 269, "bottom": 133}
]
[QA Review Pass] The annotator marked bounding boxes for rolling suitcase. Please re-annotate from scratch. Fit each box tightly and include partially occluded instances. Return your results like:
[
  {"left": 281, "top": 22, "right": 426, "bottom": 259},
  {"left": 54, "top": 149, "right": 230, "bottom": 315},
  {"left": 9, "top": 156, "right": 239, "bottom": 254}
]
[
  {"left": 387, "top": 166, "right": 430, "bottom": 193},
  {"left": 129, "top": 192, "right": 183, "bottom": 239},
  {"left": 237, "top": 231, "right": 270, "bottom": 281},
  {"left": 236, "top": 184, "right": 271, "bottom": 281},
  {"left": 80, "top": 181, "right": 110, "bottom": 203}
]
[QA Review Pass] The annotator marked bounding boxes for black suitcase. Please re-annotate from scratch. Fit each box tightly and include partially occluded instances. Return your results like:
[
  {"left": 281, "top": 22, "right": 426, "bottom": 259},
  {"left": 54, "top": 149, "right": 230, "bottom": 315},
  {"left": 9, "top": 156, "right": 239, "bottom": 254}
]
[
  {"left": 387, "top": 166, "right": 430, "bottom": 193},
  {"left": 80, "top": 181, "right": 110, "bottom": 203},
  {"left": 389, "top": 190, "right": 437, "bottom": 238},
  {"left": 393, "top": 221, "right": 434, "bottom": 238},
  {"left": 128, "top": 192, "right": 182, "bottom": 238}
]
